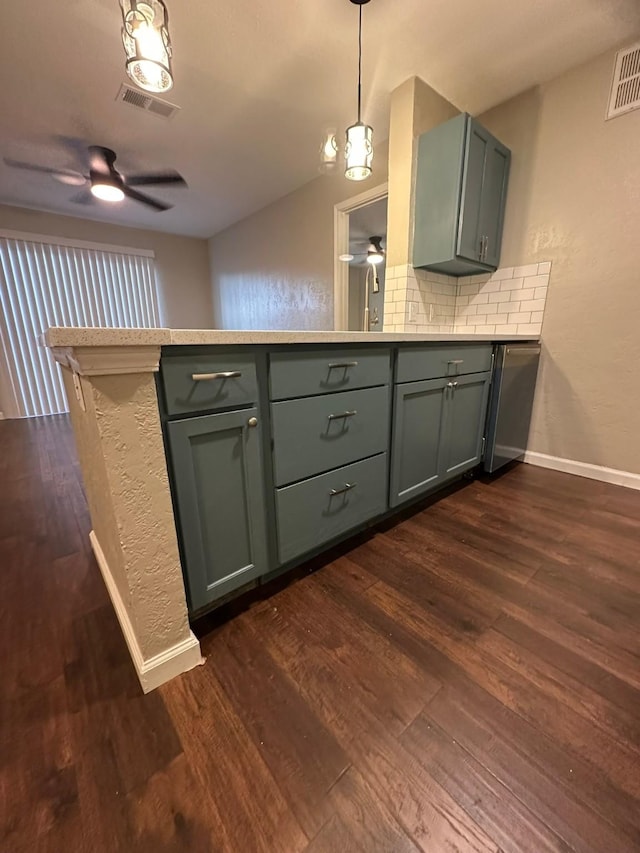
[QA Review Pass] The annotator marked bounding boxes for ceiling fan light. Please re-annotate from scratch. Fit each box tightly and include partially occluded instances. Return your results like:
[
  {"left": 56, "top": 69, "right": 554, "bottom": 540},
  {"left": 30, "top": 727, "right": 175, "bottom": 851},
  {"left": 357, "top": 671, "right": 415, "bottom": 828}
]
[
  {"left": 345, "top": 122, "right": 373, "bottom": 181},
  {"left": 91, "top": 183, "right": 125, "bottom": 202},
  {"left": 366, "top": 250, "right": 383, "bottom": 265},
  {"left": 121, "top": 0, "right": 173, "bottom": 93}
]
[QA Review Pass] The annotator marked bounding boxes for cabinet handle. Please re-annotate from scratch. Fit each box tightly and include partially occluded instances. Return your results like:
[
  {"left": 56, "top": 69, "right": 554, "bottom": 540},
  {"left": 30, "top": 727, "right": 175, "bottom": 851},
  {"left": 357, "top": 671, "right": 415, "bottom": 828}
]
[
  {"left": 192, "top": 371, "right": 241, "bottom": 381},
  {"left": 327, "top": 410, "right": 357, "bottom": 421},
  {"left": 329, "top": 482, "right": 357, "bottom": 496},
  {"left": 446, "top": 381, "right": 458, "bottom": 388},
  {"left": 506, "top": 346, "right": 541, "bottom": 355},
  {"left": 483, "top": 236, "right": 489, "bottom": 261},
  {"left": 328, "top": 361, "right": 358, "bottom": 369},
  {"left": 247, "top": 417, "right": 258, "bottom": 428},
  {"left": 478, "top": 237, "right": 484, "bottom": 261},
  {"left": 447, "top": 359, "right": 464, "bottom": 365}
]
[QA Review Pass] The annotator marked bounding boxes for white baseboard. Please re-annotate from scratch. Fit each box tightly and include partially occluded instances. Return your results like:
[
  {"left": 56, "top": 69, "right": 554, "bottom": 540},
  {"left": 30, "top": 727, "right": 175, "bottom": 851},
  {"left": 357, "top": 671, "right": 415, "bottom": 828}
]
[
  {"left": 89, "top": 531, "right": 204, "bottom": 693},
  {"left": 523, "top": 451, "right": 640, "bottom": 491}
]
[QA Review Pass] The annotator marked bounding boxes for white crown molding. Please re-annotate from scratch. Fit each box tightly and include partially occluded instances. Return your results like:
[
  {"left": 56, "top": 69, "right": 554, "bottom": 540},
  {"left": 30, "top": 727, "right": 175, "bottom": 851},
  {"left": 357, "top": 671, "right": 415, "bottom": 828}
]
[
  {"left": 90, "top": 531, "right": 204, "bottom": 693},
  {"left": 51, "top": 344, "right": 162, "bottom": 375},
  {"left": 524, "top": 451, "right": 640, "bottom": 491}
]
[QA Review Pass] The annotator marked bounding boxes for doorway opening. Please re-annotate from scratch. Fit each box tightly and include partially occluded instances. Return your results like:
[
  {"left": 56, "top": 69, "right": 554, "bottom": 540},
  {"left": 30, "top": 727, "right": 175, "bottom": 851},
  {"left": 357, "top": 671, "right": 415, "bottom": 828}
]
[{"left": 333, "top": 184, "right": 388, "bottom": 331}]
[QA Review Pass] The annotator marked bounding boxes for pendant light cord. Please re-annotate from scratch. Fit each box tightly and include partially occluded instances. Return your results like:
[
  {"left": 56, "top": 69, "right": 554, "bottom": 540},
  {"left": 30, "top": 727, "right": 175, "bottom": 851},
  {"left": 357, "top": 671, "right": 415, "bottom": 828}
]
[{"left": 357, "top": 3, "right": 362, "bottom": 123}]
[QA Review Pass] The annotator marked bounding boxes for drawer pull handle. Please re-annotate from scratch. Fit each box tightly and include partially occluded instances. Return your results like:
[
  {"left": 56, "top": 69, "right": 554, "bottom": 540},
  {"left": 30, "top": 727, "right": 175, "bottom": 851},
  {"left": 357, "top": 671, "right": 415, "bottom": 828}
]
[
  {"left": 192, "top": 371, "right": 242, "bottom": 381},
  {"left": 327, "top": 410, "right": 357, "bottom": 421},
  {"left": 328, "top": 361, "right": 359, "bottom": 369},
  {"left": 446, "top": 381, "right": 458, "bottom": 388},
  {"left": 329, "top": 482, "right": 357, "bottom": 497},
  {"left": 447, "top": 359, "right": 464, "bottom": 365}
]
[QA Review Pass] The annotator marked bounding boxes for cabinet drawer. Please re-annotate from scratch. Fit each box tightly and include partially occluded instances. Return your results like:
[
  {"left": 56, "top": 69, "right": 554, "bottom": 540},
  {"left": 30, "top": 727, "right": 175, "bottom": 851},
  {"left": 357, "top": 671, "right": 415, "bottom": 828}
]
[
  {"left": 271, "top": 386, "right": 390, "bottom": 486},
  {"left": 162, "top": 353, "right": 258, "bottom": 416},
  {"left": 276, "top": 453, "right": 388, "bottom": 563},
  {"left": 270, "top": 348, "right": 390, "bottom": 400},
  {"left": 396, "top": 344, "right": 492, "bottom": 383}
]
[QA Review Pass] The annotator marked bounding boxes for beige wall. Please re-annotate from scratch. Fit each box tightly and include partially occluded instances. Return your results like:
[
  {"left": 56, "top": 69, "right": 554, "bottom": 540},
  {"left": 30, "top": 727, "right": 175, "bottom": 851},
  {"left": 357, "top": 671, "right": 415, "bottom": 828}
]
[
  {"left": 480, "top": 47, "right": 640, "bottom": 474},
  {"left": 386, "top": 77, "right": 459, "bottom": 268},
  {"left": 0, "top": 204, "right": 213, "bottom": 328},
  {"left": 208, "top": 142, "right": 389, "bottom": 330}
]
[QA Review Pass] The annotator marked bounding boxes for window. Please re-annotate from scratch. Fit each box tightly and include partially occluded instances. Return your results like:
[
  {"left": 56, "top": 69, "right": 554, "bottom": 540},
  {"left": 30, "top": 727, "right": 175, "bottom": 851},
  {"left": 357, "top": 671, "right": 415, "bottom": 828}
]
[{"left": 0, "top": 233, "right": 159, "bottom": 418}]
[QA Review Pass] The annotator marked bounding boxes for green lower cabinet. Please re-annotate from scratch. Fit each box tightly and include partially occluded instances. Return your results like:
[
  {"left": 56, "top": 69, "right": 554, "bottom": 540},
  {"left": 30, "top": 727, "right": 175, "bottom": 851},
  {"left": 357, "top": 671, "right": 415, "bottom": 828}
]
[
  {"left": 443, "top": 371, "right": 491, "bottom": 478},
  {"left": 390, "top": 371, "right": 491, "bottom": 507},
  {"left": 390, "top": 378, "right": 448, "bottom": 506},
  {"left": 166, "top": 408, "right": 269, "bottom": 611}
]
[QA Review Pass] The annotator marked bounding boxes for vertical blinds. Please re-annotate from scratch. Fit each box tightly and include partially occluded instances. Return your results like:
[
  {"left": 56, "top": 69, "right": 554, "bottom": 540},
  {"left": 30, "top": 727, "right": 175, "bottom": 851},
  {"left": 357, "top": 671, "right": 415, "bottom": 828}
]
[{"left": 0, "top": 235, "right": 159, "bottom": 418}]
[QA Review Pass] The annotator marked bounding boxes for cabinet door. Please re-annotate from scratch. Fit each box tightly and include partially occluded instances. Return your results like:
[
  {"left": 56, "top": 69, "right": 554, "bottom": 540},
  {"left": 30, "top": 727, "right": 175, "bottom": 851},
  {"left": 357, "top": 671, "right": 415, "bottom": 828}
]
[
  {"left": 457, "top": 119, "right": 490, "bottom": 264},
  {"left": 390, "top": 378, "right": 448, "bottom": 507},
  {"left": 442, "top": 371, "right": 491, "bottom": 479},
  {"left": 167, "top": 408, "right": 268, "bottom": 611},
  {"left": 478, "top": 138, "right": 510, "bottom": 269}
]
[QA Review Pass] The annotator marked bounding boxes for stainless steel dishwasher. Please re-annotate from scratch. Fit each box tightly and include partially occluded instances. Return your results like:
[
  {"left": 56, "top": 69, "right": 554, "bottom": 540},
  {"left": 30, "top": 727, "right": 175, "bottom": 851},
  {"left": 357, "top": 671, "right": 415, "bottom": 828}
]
[{"left": 484, "top": 343, "right": 541, "bottom": 473}]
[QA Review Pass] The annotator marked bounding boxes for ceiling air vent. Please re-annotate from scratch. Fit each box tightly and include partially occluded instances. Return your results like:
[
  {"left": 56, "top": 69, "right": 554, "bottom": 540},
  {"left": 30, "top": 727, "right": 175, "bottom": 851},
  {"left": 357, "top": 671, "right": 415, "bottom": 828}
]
[
  {"left": 607, "top": 41, "right": 640, "bottom": 120},
  {"left": 116, "top": 84, "right": 180, "bottom": 120}
]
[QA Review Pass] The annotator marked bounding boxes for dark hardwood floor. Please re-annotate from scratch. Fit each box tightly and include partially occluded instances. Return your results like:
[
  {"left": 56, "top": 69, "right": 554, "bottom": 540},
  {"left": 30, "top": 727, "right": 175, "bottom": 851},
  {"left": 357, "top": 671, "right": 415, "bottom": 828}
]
[{"left": 1, "top": 415, "right": 639, "bottom": 852}]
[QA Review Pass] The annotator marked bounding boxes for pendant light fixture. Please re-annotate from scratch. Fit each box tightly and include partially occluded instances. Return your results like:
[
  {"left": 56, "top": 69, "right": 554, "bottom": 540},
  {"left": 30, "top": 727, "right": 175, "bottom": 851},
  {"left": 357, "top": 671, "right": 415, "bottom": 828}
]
[
  {"left": 120, "top": 0, "right": 174, "bottom": 94},
  {"left": 345, "top": 0, "right": 373, "bottom": 181},
  {"left": 319, "top": 0, "right": 374, "bottom": 180}
]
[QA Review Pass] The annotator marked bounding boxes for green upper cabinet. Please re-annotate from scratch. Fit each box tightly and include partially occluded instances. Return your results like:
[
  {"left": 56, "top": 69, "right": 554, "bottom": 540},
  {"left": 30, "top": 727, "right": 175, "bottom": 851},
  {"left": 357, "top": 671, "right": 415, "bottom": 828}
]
[{"left": 413, "top": 113, "right": 511, "bottom": 276}]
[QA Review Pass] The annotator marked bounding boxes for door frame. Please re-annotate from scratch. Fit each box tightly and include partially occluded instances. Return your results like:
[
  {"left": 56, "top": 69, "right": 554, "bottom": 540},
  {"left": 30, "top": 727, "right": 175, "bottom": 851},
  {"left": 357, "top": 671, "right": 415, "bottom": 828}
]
[{"left": 333, "top": 182, "right": 388, "bottom": 330}]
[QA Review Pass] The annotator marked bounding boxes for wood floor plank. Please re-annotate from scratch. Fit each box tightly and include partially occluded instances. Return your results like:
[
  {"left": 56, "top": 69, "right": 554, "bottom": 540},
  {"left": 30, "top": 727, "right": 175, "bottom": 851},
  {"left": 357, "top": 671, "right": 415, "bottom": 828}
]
[
  {"left": 162, "top": 661, "right": 309, "bottom": 853},
  {"left": 2, "top": 416, "right": 639, "bottom": 852},
  {"left": 364, "top": 578, "right": 640, "bottom": 800},
  {"left": 208, "top": 614, "right": 350, "bottom": 837},
  {"left": 401, "top": 715, "right": 573, "bottom": 853},
  {"left": 424, "top": 684, "right": 640, "bottom": 852}
]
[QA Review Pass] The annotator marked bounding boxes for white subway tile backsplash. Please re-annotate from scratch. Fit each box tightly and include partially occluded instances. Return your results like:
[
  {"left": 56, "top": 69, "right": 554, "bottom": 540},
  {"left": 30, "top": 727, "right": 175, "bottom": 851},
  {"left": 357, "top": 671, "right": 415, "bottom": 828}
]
[
  {"left": 496, "top": 301, "right": 520, "bottom": 314},
  {"left": 520, "top": 299, "right": 546, "bottom": 313},
  {"left": 528, "top": 274, "right": 550, "bottom": 289},
  {"left": 515, "top": 288, "right": 535, "bottom": 301},
  {"left": 516, "top": 323, "right": 542, "bottom": 335},
  {"left": 513, "top": 264, "right": 538, "bottom": 277},
  {"left": 385, "top": 261, "right": 551, "bottom": 336},
  {"left": 500, "top": 277, "right": 523, "bottom": 291},
  {"left": 490, "top": 267, "right": 514, "bottom": 281},
  {"left": 458, "top": 304, "right": 478, "bottom": 316},
  {"left": 470, "top": 292, "right": 489, "bottom": 305}
]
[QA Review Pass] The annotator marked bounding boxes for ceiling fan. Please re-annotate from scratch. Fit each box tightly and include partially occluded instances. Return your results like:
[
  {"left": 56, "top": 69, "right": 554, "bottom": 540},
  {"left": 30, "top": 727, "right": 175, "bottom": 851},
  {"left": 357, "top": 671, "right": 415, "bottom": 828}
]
[
  {"left": 340, "top": 235, "right": 385, "bottom": 265},
  {"left": 3, "top": 145, "right": 186, "bottom": 211}
]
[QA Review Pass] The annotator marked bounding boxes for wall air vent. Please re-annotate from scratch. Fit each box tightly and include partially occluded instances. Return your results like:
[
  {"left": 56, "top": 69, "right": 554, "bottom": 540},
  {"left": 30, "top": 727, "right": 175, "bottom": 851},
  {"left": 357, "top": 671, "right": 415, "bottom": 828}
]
[
  {"left": 116, "top": 84, "right": 180, "bottom": 120},
  {"left": 607, "top": 41, "right": 640, "bottom": 120}
]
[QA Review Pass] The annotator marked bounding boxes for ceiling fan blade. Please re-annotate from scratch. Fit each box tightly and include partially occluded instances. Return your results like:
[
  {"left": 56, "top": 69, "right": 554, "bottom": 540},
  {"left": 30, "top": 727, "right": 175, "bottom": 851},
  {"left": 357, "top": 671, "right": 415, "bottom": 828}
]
[
  {"left": 125, "top": 171, "right": 187, "bottom": 187},
  {"left": 69, "top": 190, "right": 95, "bottom": 205},
  {"left": 4, "top": 158, "right": 80, "bottom": 180},
  {"left": 122, "top": 185, "right": 172, "bottom": 211}
]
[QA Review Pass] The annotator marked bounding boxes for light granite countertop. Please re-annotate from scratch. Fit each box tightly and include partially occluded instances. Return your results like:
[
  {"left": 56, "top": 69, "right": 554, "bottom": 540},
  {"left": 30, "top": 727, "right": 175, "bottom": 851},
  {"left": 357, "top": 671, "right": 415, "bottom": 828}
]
[{"left": 43, "top": 327, "right": 540, "bottom": 348}]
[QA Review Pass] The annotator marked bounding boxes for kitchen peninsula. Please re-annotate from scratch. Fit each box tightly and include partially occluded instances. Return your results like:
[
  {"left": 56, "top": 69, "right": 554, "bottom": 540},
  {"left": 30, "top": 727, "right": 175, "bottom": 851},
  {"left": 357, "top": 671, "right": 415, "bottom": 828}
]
[{"left": 44, "top": 327, "right": 539, "bottom": 692}]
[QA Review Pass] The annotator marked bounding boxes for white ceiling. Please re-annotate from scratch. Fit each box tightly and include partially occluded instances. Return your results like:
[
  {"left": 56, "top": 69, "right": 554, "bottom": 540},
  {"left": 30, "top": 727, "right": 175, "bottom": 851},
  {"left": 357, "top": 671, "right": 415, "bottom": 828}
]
[{"left": 0, "top": 0, "right": 638, "bottom": 239}]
